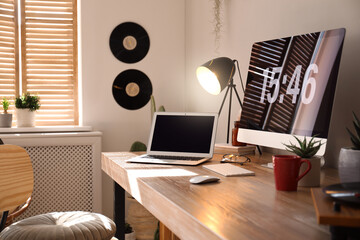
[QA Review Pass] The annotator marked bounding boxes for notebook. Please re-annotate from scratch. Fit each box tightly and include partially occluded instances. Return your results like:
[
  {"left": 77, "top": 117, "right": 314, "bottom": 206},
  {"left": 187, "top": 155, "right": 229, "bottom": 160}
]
[
  {"left": 127, "top": 112, "right": 218, "bottom": 165},
  {"left": 203, "top": 163, "right": 255, "bottom": 177}
]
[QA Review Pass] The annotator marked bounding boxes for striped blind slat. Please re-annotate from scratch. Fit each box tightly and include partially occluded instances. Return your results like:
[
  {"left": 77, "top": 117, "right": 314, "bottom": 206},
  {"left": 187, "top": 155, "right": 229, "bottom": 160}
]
[
  {"left": 239, "top": 38, "right": 290, "bottom": 130},
  {"left": 0, "top": 0, "right": 18, "bottom": 115},
  {"left": 21, "top": 0, "right": 78, "bottom": 125},
  {"left": 265, "top": 32, "right": 320, "bottom": 133}
]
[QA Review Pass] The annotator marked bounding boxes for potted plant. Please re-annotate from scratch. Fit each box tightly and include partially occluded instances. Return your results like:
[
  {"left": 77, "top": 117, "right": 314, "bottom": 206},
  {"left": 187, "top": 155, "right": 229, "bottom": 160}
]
[
  {"left": 131, "top": 95, "right": 165, "bottom": 151},
  {"left": 15, "top": 93, "right": 40, "bottom": 127},
  {"left": 283, "top": 135, "right": 324, "bottom": 187},
  {"left": 0, "top": 97, "right": 12, "bottom": 127},
  {"left": 125, "top": 222, "right": 136, "bottom": 240},
  {"left": 338, "top": 111, "right": 360, "bottom": 183}
]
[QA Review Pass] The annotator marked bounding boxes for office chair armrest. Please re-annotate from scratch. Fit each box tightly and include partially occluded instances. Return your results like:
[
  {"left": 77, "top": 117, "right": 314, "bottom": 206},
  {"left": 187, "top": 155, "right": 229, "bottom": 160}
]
[{"left": 5, "top": 196, "right": 32, "bottom": 227}]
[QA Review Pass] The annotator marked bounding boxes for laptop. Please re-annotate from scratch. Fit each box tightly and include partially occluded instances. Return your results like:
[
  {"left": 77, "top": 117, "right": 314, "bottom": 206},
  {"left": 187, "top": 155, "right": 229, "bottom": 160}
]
[{"left": 127, "top": 112, "right": 218, "bottom": 165}]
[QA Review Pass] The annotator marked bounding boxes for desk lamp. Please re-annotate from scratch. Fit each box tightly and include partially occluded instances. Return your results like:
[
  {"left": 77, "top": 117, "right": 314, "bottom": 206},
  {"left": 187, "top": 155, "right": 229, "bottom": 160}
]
[{"left": 196, "top": 57, "right": 245, "bottom": 143}]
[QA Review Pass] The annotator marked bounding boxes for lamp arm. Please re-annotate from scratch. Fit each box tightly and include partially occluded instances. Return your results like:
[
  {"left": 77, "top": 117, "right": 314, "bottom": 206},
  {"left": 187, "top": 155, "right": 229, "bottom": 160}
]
[
  {"left": 218, "top": 84, "right": 230, "bottom": 115},
  {"left": 227, "top": 81, "right": 233, "bottom": 144},
  {"left": 234, "top": 60, "right": 245, "bottom": 94},
  {"left": 233, "top": 86, "right": 243, "bottom": 109}
]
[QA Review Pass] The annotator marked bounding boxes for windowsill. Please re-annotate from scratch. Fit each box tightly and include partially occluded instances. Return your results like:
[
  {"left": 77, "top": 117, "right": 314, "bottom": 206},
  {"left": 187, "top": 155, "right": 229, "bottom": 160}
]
[{"left": 0, "top": 126, "right": 93, "bottom": 134}]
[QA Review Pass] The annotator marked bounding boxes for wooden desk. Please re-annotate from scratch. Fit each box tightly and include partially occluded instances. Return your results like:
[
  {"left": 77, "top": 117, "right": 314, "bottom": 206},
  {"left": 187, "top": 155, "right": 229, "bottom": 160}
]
[
  {"left": 312, "top": 188, "right": 360, "bottom": 227},
  {"left": 101, "top": 152, "right": 339, "bottom": 240},
  {"left": 311, "top": 188, "right": 360, "bottom": 239}
]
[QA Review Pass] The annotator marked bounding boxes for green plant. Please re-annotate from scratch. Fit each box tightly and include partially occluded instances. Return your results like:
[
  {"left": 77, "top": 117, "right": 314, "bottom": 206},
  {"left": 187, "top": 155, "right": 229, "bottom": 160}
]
[
  {"left": 130, "top": 141, "right": 147, "bottom": 152},
  {"left": 130, "top": 95, "right": 165, "bottom": 151},
  {"left": 150, "top": 95, "right": 165, "bottom": 121},
  {"left": 213, "top": 0, "right": 223, "bottom": 53},
  {"left": 346, "top": 111, "right": 360, "bottom": 150},
  {"left": 1, "top": 97, "right": 10, "bottom": 114},
  {"left": 15, "top": 93, "right": 40, "bottom": 111},
  {"left": 154, "top": 221, "right": 159, "bottom": 240},
  {"left": 125, "top": 222, "right": 133, "bottom": 234},
  {"left": 283, "top": 135, "right": 324, "bottom": 158}
]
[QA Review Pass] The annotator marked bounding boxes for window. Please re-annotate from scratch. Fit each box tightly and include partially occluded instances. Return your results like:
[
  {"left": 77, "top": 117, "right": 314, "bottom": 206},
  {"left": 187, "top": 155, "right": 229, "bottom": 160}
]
[{"left": 0, "top": 0, "right": 78, "bottom": 126}]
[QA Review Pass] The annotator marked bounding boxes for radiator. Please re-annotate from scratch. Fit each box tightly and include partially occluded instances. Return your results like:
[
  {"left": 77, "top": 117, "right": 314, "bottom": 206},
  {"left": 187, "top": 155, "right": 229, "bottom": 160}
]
[{"left": 0, "top": 131, "right": 102, "bottom": 219}]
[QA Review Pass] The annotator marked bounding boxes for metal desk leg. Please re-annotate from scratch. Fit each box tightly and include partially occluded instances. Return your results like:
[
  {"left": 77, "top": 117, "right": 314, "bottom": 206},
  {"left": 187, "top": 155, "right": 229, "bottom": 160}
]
[
  {"left": 114, "top": 182, "right": 125, "bottom": 240},
  {"left": 330, "top": 226, "right": 360, "bottom": 240}
]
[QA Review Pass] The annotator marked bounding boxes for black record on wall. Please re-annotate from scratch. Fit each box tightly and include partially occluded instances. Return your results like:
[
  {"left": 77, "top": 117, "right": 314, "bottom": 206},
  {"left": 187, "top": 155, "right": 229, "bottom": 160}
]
[
  {"left": 109, "top": 22, "right": 150, "bottom": 63},
  {"left": 112, "top": 69, "right": 152, "bottom": 110}
]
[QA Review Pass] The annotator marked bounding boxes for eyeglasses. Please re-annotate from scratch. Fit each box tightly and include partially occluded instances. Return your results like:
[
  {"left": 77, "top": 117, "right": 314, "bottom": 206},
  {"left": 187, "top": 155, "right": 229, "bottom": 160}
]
[{"left": 221, "top": 154, "right": 251, "bottom": 165}]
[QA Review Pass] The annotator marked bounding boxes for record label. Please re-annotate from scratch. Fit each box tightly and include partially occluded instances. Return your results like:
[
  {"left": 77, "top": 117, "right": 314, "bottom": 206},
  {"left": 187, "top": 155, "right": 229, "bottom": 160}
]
[
  {"left": 109, "top": 22, "right": 150, "bottom": 63},
  {"left": 125, "top": 82, "right": 140, "bottom": 97},
  {"left": 123, "top": 36, "right": 137, "bottom": 50},
  {"left": 112, "top": 69, "right": 152, "bottom": 110}
]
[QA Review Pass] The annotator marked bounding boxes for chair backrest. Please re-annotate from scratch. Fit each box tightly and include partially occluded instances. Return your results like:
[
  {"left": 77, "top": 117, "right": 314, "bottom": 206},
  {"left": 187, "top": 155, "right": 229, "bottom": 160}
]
[{"left": 0, "top": 145, "right": 34, "bottom": 212}]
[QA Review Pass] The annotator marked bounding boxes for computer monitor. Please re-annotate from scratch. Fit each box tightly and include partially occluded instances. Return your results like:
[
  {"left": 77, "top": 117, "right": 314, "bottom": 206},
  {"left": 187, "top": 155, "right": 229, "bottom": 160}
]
[{"left": 237, "top": 28, "right": 346, "bottom": 155}]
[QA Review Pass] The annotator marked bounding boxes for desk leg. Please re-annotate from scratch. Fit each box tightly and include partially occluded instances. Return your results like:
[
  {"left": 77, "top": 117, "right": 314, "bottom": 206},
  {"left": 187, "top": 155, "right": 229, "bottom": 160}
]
[
  {"left": 114, "top": 182, "right": 125, "bottom": 240},
  {"left": 330, "top": 226, "right": 360, "bottom": 240},
  {"left": 159, "top": 222, "right": 180, "bottom": 240}
]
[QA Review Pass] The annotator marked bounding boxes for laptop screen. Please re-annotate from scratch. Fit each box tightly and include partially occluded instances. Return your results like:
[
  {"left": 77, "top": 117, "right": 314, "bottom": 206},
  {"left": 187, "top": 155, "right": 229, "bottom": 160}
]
[{"left": 148, "top": 112, "right": 218, "bottom": 156}]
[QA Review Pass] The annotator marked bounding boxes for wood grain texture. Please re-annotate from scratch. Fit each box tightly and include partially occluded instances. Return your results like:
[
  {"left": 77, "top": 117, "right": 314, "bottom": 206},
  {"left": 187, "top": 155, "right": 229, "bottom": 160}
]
[
  {"left": 102, "top": 152, "right": 340, "bottom": 240},
  {"left": 0, "top": 144, "right": 33, "bottom": 212},
  {"left": 160, "top": 222, "right": 180, "bottom": 240},
  {"left": 311, "top": 188, "right": 360, "bottom": 227}
]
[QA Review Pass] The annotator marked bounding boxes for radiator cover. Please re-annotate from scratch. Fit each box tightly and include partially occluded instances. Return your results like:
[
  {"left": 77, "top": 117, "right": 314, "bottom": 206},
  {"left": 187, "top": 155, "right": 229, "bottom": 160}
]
[{"left": 0, "top": 131, "right": 102, "bottom": 219}]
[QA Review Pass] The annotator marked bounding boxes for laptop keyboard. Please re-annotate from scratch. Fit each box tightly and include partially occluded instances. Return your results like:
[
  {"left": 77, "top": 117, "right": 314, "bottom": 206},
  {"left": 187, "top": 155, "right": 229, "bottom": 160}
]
[{"left": 141, "top": 155, "right": 203, "bottom": 161}]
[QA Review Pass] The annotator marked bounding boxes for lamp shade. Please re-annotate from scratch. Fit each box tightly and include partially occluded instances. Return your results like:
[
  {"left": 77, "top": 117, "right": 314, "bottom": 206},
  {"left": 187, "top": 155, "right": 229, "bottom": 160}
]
[{"left": 196, "top": 57, "right": 235, "bottom": 95}]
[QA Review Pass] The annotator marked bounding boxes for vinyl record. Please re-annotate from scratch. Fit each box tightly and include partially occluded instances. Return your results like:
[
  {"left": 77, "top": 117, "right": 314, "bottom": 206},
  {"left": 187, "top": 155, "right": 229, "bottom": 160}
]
[
  {"left": 323, "top": 182, "right": 360, "bottom": 205},
  {"left": 109, "top": 22, "right": 150, "bottom": 63},
  {"left": 112, "top": 69, "right": 152, "bottom": 110}
]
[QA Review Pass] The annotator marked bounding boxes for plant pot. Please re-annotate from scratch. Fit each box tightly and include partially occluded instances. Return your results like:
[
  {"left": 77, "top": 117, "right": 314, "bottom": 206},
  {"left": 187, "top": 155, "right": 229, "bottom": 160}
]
[
  {"left": 338, "top": 147, "right": 360, "bottom": 183},
  {"left": 16, "top": 108, "right": 36, "bottom": 127},
  {"left": 127, "top": 196, "right": 158, "bottom": 240},
  {"left": 125, "top": 231, "right": 136, "bottom": 240},
  {"left": 298, "top": 156, "right": 321, "bottom": 187},
  {"left": 0, "top": 113, "right": 12, "bottom": 127}
]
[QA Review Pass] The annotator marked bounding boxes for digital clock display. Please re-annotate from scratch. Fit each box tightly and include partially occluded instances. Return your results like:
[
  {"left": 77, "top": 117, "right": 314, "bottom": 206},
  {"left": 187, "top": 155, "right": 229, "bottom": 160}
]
[
  {"left": 260, "top": 64, "right": 318, "bottom": 105},
  {"left": 239, "top": 28, "right": 345, "bottom": 138}
]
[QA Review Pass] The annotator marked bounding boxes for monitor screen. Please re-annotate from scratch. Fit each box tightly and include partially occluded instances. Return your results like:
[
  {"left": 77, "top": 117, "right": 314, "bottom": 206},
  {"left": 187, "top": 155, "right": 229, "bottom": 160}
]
[{"left": 237, "top": 28, "right": 345, "bottom": 155}]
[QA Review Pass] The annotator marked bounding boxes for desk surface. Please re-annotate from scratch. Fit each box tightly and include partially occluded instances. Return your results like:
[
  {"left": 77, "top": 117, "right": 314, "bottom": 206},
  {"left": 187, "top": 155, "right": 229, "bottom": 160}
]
[{"left": 101, "top": 152, "right": 339, "bottom": 240}]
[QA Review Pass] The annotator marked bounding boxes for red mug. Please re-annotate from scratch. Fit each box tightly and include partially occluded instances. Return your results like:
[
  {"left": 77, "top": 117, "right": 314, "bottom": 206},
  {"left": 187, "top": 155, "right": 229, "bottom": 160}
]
[{"left": 273, "top": 155, "right": 312, "bottom": 191}]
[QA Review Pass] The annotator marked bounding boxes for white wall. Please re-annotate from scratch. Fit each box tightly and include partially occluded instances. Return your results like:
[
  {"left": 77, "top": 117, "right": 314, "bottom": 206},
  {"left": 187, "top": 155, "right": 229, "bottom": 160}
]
[
  {"left": 185, "top": 0, "right": 360, "bottom": 167},
  {"left": 80, "top": 0, "right": 185, "bottom": 218}
]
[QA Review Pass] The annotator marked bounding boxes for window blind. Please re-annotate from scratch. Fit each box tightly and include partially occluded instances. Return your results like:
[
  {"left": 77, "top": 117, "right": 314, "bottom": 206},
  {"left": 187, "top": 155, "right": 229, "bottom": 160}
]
[
  {"left": 0, "top": 0, "right": 18, "bottom": 114},
  {"left": 239, "top": 38, "right": 290, "bottom": 130},
  {"left": 240, "top": 33, "right": 320, "bottom": 133},
  {"left": 265, "top": 32, "right": 320, "bottom": 132},
  {"left": 21, "top": 0, "right": 78, "bottom": 125}
]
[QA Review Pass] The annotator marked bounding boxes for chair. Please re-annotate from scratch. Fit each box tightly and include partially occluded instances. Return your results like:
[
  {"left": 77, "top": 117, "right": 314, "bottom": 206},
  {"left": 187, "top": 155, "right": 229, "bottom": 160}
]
[
  {"left": 0, "top": 196, "right": 32, "bottom": 229},
  {"left": 0, "top": 144, "right": 116, "bottom": 240}
]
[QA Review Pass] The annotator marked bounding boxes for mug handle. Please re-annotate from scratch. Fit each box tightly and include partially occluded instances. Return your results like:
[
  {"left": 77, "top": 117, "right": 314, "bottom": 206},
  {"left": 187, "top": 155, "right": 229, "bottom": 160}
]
[{"left": 297, "top": 159, "right": 312, "bottom": 181}]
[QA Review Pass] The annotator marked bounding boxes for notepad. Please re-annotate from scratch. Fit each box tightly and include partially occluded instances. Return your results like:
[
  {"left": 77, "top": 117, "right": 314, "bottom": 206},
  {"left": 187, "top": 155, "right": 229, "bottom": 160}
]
[{"left": 203, "top": 163, "right": 255, "bottom": 177}]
